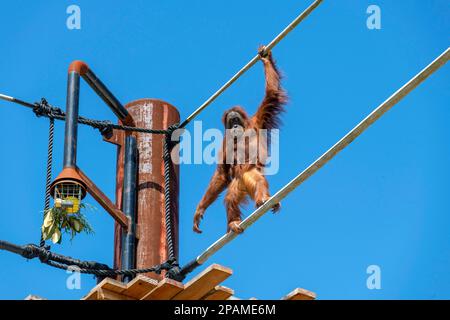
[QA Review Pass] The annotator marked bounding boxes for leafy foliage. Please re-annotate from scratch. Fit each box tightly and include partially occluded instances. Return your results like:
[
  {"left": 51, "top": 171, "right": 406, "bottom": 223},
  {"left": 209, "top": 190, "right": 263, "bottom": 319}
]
[{"left": 41, "top": 203, "right": 94, "bottom": 244}]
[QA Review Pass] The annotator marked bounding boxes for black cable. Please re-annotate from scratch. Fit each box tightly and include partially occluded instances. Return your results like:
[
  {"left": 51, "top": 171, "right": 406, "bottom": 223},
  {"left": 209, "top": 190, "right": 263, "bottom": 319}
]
[
  {"left": 32, "top": 99, "right": 168, "bottom": 135},
  {"left": 0, "top": 240, "right": 177, "bottom": 277},
  {"left": 44, "top": 259, "right": 173, "bottom": 277}
]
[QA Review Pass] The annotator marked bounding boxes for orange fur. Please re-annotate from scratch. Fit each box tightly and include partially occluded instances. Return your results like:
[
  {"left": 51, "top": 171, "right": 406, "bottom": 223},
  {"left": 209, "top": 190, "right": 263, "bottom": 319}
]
[{"left": 193, "top": 48, "right": 286, "bottom": 234}]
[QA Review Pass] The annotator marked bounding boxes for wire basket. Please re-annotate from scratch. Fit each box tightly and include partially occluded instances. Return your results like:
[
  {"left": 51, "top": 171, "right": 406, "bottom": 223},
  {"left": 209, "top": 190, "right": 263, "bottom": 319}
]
[{"left": 53, "top": 181, "right": 84, "bottom": 214}]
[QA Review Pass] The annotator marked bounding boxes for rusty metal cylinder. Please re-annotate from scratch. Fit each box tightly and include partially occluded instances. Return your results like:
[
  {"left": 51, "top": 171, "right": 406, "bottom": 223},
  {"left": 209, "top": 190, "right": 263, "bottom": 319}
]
[{"left": 113, "top": 99, "right": 180, "bottom": 281}]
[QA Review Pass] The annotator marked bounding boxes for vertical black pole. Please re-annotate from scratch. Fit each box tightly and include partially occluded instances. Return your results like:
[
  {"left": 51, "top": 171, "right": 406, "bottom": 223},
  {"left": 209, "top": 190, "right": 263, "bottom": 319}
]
[
  {"left": 63, "top": 71, "right": 80, "bottom": 168},
  {"left": 121, "top": 135, "right": 138, "bottom": 283}
]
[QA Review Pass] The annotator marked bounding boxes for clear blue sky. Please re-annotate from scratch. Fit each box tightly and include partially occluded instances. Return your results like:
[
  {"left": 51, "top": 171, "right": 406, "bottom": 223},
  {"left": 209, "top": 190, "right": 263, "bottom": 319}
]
[{"left": 0, "top": 0, "right": 449, "bottom": 300}]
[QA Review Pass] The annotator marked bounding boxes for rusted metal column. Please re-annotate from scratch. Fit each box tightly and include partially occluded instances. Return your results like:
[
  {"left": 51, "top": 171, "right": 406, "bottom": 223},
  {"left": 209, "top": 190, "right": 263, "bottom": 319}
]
[{"left": 113, "top": 99, "right": 180, "bottom": 281}]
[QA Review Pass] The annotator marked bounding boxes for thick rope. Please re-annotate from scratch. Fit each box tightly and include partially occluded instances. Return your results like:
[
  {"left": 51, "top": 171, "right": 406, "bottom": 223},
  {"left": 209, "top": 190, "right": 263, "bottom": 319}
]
[
  {"left": 0, "top": 240, "right": 177, "bottom": 277},
  {"left": 40, "top": 114, "right": 54, "bottom": 247},
  {"left": 37, "top": 247, "right": 175, "bottom": 277},
  {"left": 44, "top": 260, "right": 173, "bottom": 277},
  {"left": 31, "top": 100, "right": 168, "bottom": 135},
  {"left": 163, "top": 128, "right": 178, "bottom": 262}
]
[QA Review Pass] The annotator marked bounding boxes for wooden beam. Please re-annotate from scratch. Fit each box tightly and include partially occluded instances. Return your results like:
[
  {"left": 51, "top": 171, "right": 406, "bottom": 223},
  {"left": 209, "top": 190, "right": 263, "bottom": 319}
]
[
  {"left": 97, "top": 288, "right": 133, "bottom": 300},
  {"left": 282, "top": 288, "right": 316, "bottom": 301},
  {"left": 122, "top": 275, "right": 158, "bottom": 299},
  {"left": 141, "top": 278, "right": 184, "bottom": 300},
  {"left": 172, "top": 264, "right": 232, "bottom": 300},
  {"left": 82, "top": 277, "right": 127, "bottom": 300},
  {"left": 202, "top": 286, "right": 234, "bottom": 300}
]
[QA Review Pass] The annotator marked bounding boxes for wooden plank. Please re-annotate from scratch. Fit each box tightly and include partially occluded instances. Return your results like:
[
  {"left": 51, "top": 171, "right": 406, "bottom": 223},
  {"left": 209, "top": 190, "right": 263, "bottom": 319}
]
[
  {"left": 97, "top": 288, "right": 133, "bottom": 300},
  {"left": 83, "top": 290, "right": 99, "bottom": 300},
  {"left": 99, "top": 278, "right": 128, "bottom": 293},
  {"left": 202, "top": 286, "right": 234, "bottom": 300},
  {"left": 172, "top": 264, "right": 232, "bottom": 300},
  {"left": 82, "top": 277, "right": 127, "bottom": 300},
  {"left": 141, "top": 278, "right": 184, "bottom": 300},
  {"left": 122, "top": 275, "right": 158, "bottom": 299},
  {"left": 282, "top": 288, "right": 316, "bottom": 301}
]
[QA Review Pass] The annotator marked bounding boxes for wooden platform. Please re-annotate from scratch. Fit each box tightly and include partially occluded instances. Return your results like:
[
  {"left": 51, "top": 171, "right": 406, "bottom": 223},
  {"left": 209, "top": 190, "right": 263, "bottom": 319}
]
[{"left": 83, "top": 264, "right": 316, "bottom": 300}]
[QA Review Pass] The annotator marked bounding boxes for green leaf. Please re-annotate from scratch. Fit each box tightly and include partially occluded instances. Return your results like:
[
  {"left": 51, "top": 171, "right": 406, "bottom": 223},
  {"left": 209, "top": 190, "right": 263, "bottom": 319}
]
[{"left": 42, "top": 201, "right": 96, "bottom": 244}]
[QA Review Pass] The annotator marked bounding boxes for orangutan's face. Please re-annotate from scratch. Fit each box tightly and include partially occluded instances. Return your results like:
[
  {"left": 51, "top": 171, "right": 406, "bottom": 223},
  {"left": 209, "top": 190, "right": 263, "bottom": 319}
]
[{"left": 225, "top": 110, "right": 245, "bottom": 134}]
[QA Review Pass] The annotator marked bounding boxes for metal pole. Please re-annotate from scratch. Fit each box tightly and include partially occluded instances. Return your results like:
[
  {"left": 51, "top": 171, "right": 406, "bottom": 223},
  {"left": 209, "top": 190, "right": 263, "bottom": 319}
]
[
  {"left": 63, "top": 71, "right": 80, "bottom": 168},
  {"left": 68, "top": 61, "right": 134, "bottom": 126},
  {"left": 113, "top": 99, "right": 180, "bottom": 281},
  {"left": 180, "top": 47, "right": 450, "bottom": 277},
  {"left": 83, "top": 69, "right": 129, "bottom": 120},
  {"left": 121, "top": 135, "right": 138, "bottom": 283},
  {"left": 0, "top": 93, "right": 35, "bottom": 108},
  {"left": 179, "top": 0, "right": 324, "bottom": 128}
]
